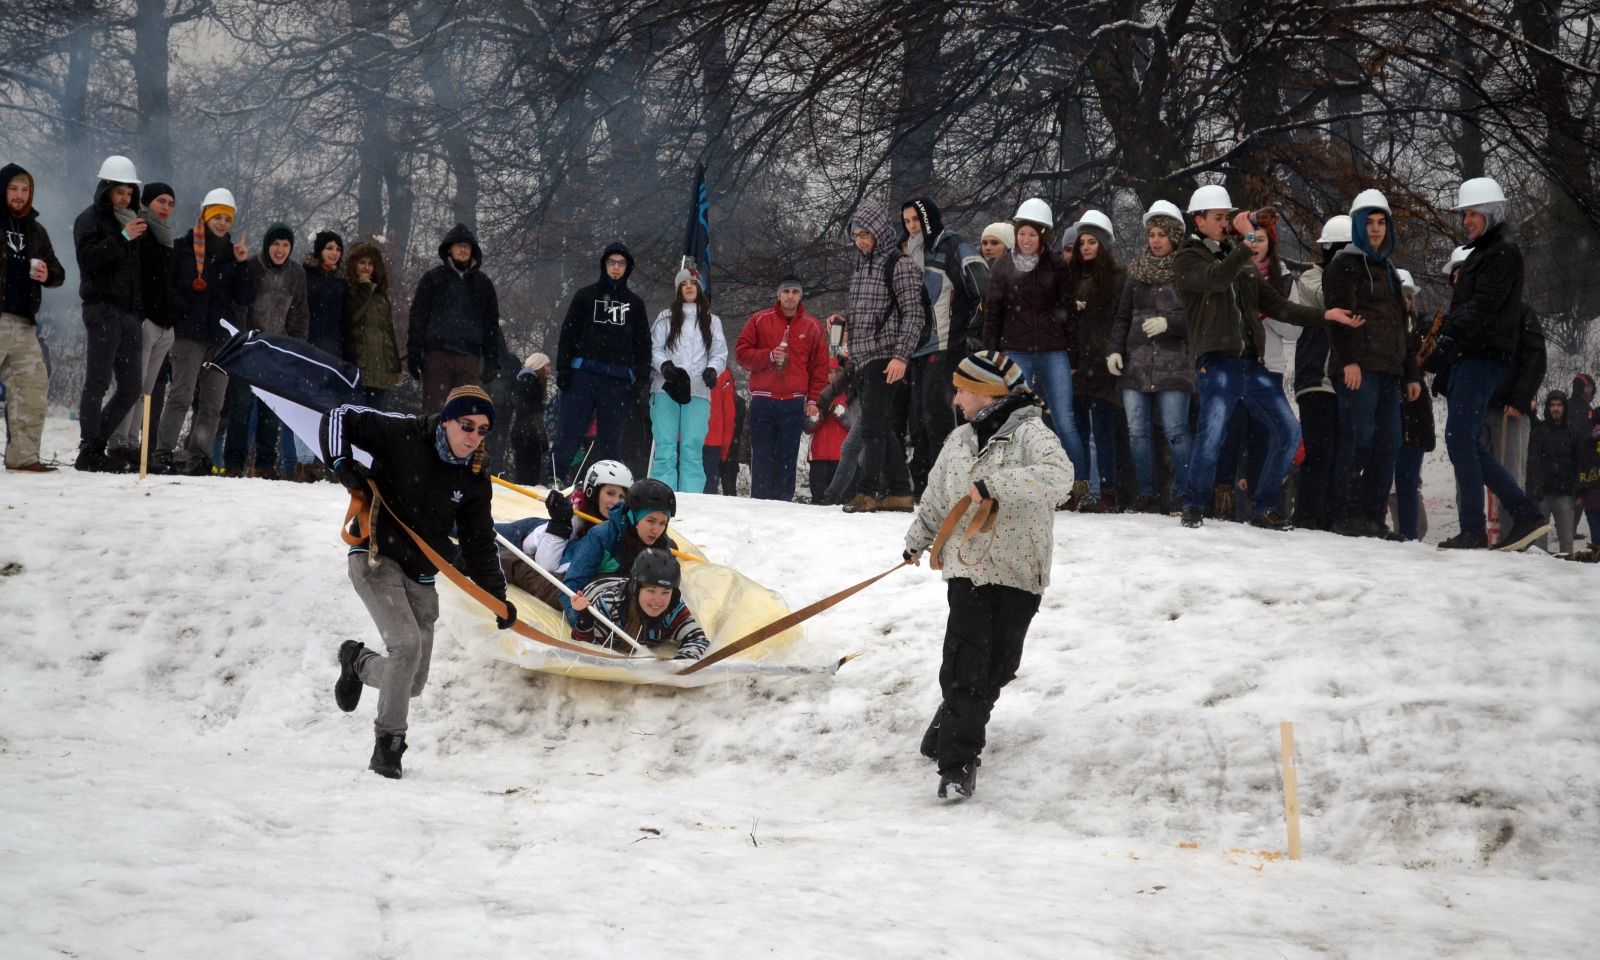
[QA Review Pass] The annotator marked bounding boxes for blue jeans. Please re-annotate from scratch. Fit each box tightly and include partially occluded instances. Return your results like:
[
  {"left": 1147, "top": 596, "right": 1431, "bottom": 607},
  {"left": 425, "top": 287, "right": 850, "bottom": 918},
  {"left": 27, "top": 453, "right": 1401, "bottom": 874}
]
[
  {"left": 1184, "top": 354, "right": 1300, "bottom": 515},
  {"left": 553, "top": 369, "right": 631, "bottom": 483},
  {"left": 1072, "top": 394, "right": 1118, "bottom": 497},
  {"left": 1444, "top": 358, "right": 1540, "bottom": 534},
  {"left": 649, "top": 392, "right": 711, "bottom": 493},
  {"left": 748, "top": 396, "right": 806, "bottom": 501},
  {"left": 1006, "top": 349, "right": 1088, "bottom": 479},
  {"left": 822, "top": 402, "right": 865, "bottom": 504},
  {"left": 1124, "top": 389, "right": 1191, "bottom": 500},
  {"left": 1395, "top": 445, "right": 1424, "bottom": 540},
  {"left": 1333, "top": 371, "right": 1402, "bottom": 524}
]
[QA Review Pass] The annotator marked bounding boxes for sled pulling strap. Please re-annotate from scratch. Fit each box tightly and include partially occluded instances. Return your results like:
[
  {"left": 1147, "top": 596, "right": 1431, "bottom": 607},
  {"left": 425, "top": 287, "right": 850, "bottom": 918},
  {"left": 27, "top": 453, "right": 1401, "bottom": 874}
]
[
  {"left": 927, "top": 495, "right": 997, "bottom": 571},
  {"left": 343, "top": 483, "right": 631, "bottom": 660}
]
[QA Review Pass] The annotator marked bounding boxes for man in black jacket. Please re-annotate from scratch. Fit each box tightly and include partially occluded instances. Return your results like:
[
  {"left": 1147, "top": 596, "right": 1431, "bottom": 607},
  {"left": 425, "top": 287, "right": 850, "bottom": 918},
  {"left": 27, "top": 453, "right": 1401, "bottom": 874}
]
[
  {"left": 551, "top": 242, "right": 650, "bottom": 484},
  {"left": 106, "top": 182, "right": 177, "bottom": 466},
  {"left": 0, "top": 162, "right": 67, "bottom": 472},
  {"left": 1425, "top": 176, "right": 1550, "bottom": 551},
  {"left": 407, "top": 223, "right": 504, "bottom": 411},
  {"left": 72, "top": 156, "right": 147, "bottom": 472},
  {"left": 1527, "top": 391, "right": 1581, "bottom": 555},
  {"left": 322, "top": 384, "right": 514, "bottom": 779}
]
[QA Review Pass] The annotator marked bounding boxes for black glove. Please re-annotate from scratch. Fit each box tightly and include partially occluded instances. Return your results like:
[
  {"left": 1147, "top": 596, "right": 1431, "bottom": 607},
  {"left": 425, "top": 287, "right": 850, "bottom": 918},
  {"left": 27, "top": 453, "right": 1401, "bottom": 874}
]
[
  {"left": 662, "top": 360, "right": 681, "bottom": 378},
  {"left": 702, "top": 367, "right": 717, "bottom": 389},
  {"left": 664, "top": 366, "right": 693, "bottom": 405},
  {"left": 1423, "top": 335, "right": 1458, "bottom": 375},
  {"left": 574, "top": 609, "right": 595, "bottom": 632},
  {"left": 331, "top": 457, "right": 369, "bottom": 492},
  {"left": 496, "top": 600, "right": 517, "bottom": 631},
  {"left": 407, "top": 355, "right": 422, "bottom": 381},
  {"left": 544, "top": 489, "right": 574, "bottom": 539},
  {"left": 557, "top": 368, "right": 573, "bottom": 391}
]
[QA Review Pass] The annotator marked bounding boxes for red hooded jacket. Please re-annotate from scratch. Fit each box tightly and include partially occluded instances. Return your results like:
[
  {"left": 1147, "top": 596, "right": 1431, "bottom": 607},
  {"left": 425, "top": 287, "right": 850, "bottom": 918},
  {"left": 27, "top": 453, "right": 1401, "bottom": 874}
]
[{"left": 736, "top": 301, "right": 829, "bottom": 402}]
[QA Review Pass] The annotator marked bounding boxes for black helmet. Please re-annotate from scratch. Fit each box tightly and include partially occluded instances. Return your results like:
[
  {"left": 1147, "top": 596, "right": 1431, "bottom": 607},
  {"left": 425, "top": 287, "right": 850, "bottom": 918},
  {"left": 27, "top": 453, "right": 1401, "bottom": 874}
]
[
  {"left": 626, "top": 478, "right": 676, "bottom": 521},
  {"left": 629, "top": 547, "right": 681, "bottom": 591}
]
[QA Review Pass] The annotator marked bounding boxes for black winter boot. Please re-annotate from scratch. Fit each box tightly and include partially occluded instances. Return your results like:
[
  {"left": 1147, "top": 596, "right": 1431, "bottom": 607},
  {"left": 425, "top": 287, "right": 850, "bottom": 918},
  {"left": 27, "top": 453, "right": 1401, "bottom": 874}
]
[
  {"left": 335, "top": 640, "right": 365, "bottom": 712},
  {"left": 1438, "top": 531, "right": 1488, "bottom": 550},
  {"left": 1495, "top": 516, "right": 1553, "bottom": 553},
  {"left": 938, "top": 760, "right": 978, "bottom": 800},
  {"left": 369, "top": 733, "right": 407, "bottom": 779},
  {"left": 74, "top": 440, "right": 125, "bottom": 474},
  {"left": 1180, "top": 507, "right": 1204, "bottom": 529}
]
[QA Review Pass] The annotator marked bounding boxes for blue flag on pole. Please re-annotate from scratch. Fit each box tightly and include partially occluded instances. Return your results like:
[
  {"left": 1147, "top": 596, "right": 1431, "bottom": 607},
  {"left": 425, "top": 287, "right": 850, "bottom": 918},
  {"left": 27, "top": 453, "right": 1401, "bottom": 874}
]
[{"left": 682, "top": 163, "right": 711, "bottom": 295}]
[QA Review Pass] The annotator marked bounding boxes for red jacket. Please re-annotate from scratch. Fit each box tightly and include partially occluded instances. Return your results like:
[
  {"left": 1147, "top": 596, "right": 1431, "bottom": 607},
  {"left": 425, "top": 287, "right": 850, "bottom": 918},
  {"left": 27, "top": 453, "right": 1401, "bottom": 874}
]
[
  {"left": 807, "top": 390, "right": 849, "bottom": 462},
  {"left": 705, "top": 369, "right": 737, "bottom": 456},
  {"left": 736, "top": 302, "right": 829, "bottom": 402}
]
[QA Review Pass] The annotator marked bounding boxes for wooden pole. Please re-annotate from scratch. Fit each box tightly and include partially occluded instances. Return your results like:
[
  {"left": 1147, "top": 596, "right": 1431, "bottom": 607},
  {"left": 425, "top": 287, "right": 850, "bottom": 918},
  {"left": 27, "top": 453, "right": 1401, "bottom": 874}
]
[
  {"left": 1279, "top": 721, "right": 1302, "bottom": 860},
  {"left": 138, "top": 394, "right": 152, "bottom": 480}
]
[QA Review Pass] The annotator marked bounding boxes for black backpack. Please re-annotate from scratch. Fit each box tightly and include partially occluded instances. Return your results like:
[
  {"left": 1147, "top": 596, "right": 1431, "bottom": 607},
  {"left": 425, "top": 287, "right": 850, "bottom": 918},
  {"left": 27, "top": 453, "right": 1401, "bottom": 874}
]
[{"left": 881, "top": 249, "right": 935, "bottom": 352}]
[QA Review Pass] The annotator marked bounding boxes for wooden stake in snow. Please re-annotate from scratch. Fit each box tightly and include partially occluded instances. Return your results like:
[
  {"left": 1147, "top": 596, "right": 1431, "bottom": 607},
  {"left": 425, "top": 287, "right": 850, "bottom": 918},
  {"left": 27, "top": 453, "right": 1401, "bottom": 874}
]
[
  {"left": 1279, "top": 721, "right": 1302, "bottom": 860},
  {"left": 139, "top": 394, "right": 152, "bottom": 480}
]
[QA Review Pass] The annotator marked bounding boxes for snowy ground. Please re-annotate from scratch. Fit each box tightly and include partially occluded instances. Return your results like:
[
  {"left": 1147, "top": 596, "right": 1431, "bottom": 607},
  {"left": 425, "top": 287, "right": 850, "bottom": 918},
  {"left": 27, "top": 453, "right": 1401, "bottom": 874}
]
[{"left": 2, "top": 416, "right": 1597, "bottom": 959}]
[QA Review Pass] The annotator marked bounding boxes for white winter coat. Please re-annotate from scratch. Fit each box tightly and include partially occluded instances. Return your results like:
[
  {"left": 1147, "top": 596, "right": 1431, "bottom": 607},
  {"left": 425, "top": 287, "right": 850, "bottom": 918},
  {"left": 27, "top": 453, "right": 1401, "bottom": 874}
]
[
  {"left": 649, "top": 304, "right": 729, "bottom": 400},
  {"left": 905, "top": 401, "right": 1073, "bottom": 593}
]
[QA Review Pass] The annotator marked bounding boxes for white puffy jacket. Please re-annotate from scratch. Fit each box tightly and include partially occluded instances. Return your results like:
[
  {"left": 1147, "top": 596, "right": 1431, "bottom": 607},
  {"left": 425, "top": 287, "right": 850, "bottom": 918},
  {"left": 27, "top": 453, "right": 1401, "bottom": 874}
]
[{"left": 649, "top": 304, "right": 729, "bottom": 400}]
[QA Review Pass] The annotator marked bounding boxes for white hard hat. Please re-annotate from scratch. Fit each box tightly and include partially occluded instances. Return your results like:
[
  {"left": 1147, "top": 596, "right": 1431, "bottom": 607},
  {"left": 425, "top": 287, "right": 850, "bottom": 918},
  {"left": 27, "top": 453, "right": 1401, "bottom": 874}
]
[
  {"left": 1013, "top": 197, "right": 1053, "bottom": 229},
  {"left": 1317, "top": 215, "right": 1353, "bottom": 245},
  {"left": 1349, "top": 188, "right": 1391, "bottom": 217},
  {"left": 201, "top": 188, "right": 237, "bottom": 211},
  {"left": 1395, "top": 268, "right": 1419, "bottom": 294},
  {"left": 1072, "top": 209, "right": 1114, "bottom": 240},
  {"left": 581, "top": 459, "right": 634, "bottom": 501},
  {"left": 1141, "top": 200, "right": 1184, "bottom": 228},
  {"left": 1187, "top": 184, "right": 1233, "bottom": 213},
  {"left": 1453, "top": 177, "right": 1506, "bottom": 210},
  {"left": 1440, "top": 245, "right": 1470, "bottom": 276},
  {"left": 95, "top": 155, "right": 140, "bottom": 186}
]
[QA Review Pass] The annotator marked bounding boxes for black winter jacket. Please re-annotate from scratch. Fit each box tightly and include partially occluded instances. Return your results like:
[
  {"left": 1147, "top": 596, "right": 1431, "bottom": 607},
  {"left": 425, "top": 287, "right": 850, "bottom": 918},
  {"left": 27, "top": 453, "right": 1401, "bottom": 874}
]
[
  {"left": 1324, "top": 250, "right": 1416, "bottom": 381},
  {"left": 555, "top": 242, "right": 651, "bottom": 381},
  {"left": 1488, "top": 305, "right": 1546, "bottom": 415},
  {"left": 0, "top": 165, "right": 66, "bottom": 322},
  {"left": 1526, "top": 398, "right": 1581, "bottom": 498},
  {"left": 407, "top": 223, "right": 503, "bottom": 380},
  {"left": 168, "top": 227, "right": 256, "bottom": 345},
  {"left": 320, "top": 406, "right": 507, "bottom": 597},
  {"left": 137, "top": 214, "right": 175, "bottom": 328},
  {"left": 1069, "top": 264, "right": 1128, "bottom": 403},
  {"left": 982, "top": 251, "right": 1070, "bottom": 353},
  {"left": 304, "top": 261, "right": 348, "bottom": 359},
  {"left": 1440, "top": 223, "right": 1523, "bottom": 364},
  {"left": 73, "top": 180, "right": 141, "bottom": 314}
]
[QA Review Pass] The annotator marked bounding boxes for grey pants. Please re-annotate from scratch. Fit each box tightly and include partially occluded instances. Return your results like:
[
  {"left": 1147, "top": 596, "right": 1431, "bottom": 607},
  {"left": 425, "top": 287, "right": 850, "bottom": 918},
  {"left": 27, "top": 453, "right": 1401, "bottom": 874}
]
[
  {"left": 109, "top": 320, "right": 176, "bottom": 451},
  {"left": 1538, "top": 494, "right": 1577, "bottom": 555},
  {"left": 347, "top": 553, "right": 439, "bottom": 735},
  {"left": 157, "top": 337, "right": 227, "bottom": 461}
]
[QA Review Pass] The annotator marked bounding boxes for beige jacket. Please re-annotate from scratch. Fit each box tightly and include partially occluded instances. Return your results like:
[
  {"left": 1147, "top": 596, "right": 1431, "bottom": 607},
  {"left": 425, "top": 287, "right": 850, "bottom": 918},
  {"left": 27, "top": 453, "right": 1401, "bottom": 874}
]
[{"left": 905, "top": 402, "right": 1072, "bottom": 593}]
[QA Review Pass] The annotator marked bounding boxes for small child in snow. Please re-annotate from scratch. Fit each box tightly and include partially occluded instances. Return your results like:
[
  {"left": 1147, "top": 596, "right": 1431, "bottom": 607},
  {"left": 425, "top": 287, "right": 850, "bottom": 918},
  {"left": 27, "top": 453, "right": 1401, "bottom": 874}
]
[
  {"left": 903, "top": 350, "right": 1072, "bottom": 801},
  {"left": 495, "top": 459, "right": 633, "bottom": 607},
  {"left": 805, "top": 359, "right": 851, "bottom": 502},
  {"left": 569, "top": 548, "right": 709, "bottom": 660}
]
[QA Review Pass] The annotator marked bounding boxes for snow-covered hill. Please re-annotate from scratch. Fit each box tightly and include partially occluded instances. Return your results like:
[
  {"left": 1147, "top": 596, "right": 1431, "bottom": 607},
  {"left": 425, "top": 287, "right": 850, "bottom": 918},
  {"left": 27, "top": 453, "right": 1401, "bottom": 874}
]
[{"left": 1, "top": 436, "right": 1595, "bottom": 958}]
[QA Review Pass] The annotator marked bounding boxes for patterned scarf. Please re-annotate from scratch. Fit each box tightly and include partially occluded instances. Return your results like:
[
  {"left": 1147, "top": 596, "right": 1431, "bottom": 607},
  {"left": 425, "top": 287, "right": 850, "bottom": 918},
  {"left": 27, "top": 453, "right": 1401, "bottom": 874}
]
[
  {"left": 1011, "top": 249, "right": 1040, "bottom": 273},
  {"left": 1127, "top": 249, "right": 1175, "bottom": 285},
  {"left": 191, "top": 223, "right": 209, "bottom": 291}
]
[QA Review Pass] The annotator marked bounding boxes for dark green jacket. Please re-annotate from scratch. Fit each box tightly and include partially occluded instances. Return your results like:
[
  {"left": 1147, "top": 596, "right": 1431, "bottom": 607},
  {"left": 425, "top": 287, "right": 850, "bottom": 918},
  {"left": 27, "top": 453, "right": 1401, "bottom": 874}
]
[{"left": 1171, "top": 235, "right": 1324, "bottom": 362}]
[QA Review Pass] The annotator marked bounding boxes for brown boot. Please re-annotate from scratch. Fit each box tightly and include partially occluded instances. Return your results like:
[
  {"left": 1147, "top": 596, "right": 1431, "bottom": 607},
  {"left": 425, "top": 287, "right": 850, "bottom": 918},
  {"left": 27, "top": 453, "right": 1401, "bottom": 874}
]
[
  {"left": 879, "top": 494, "right": 916, "bottom": 512},
  {"left": 1062, "top": 478, "right": 1090, "bottom": 511},
  {"left": 1209, "top": 484, "right": 1235, "bottom": 521},
  {"left": 842, "top": 494, "right": 880, "bottom": 514}
]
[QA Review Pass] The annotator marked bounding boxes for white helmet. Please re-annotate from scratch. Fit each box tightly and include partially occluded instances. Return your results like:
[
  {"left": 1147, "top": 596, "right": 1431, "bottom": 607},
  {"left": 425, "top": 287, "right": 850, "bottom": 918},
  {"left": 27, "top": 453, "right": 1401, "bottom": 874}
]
[
  {"left": 1440, "top": 245, "right": 1470, "bottom": 276},
  {"left": 1141, "top": 200, "right": 1184, "bottom": 228},
  {"left": 1013, "top": 197, "right": 1053, "bottom": 229},
  {"left": 1072, "top": 209, "right": 1114, "bottom": 240},
  {"left": 1187, "top": 184, "right": 1233, "bottom": 213},
  {"left": 1453, "top": 177, "right": 1506, "bottom": 210},
  {"left": 581, "top": 459, "right": 634, "bottom": 501},
  {"left": 201, "top": 188, "right": 237, "bottom": 211},
  {"left": 95, "top": 155, "right": 140, "bottom": 186},
  {"left": 1349, "top": 188, "right": 1391, "bottom": 217},
  {"left": 1317, "top": 215, "right": 1353, "bottom": 245},
  {"left": 1395, "top": 268, "right": 1419, "bottom": 294}
]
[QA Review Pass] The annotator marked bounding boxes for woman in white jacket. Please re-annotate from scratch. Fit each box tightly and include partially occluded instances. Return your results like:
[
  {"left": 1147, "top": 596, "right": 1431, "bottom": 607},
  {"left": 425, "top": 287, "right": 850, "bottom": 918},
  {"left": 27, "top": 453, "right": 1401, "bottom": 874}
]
[{"left": 649, "top": 269, "right": 728, "bottom": 492}]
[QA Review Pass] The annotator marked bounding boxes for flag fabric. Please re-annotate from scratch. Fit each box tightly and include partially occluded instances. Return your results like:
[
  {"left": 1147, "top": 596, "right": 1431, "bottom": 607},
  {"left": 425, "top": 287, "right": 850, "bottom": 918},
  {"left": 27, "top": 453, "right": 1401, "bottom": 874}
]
[
  {"left": 207, "top": 325, "right": 371, "bottom": 465},
  {"left": 682, "top": 163, "right": 711, "bottom": 294}
]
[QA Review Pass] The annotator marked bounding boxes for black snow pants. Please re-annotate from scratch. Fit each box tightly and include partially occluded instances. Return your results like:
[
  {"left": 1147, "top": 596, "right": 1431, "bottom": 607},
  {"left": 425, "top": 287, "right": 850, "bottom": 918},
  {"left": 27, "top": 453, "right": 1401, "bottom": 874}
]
[{"left": 936, "top": 577, "right": 1042, "bottom": 777}]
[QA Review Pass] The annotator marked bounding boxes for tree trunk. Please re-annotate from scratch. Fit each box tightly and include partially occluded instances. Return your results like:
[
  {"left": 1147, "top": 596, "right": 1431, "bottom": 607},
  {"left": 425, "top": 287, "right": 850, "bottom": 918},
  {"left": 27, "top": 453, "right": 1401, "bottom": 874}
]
[
  {"left": 62, "top": 22, "right": 95, "bottom": 186},
  {"left": 405, "top": 1, "right": 477, "bottom": 231},
  {"left": 132, "top": 0, "right": 173, "bottom": 181},
  {"left": 1450, "top": 31, "right": 1485, "bottom": 180},
  {"left": 889, "top": 14, "right": 943, "bottom": 203}
]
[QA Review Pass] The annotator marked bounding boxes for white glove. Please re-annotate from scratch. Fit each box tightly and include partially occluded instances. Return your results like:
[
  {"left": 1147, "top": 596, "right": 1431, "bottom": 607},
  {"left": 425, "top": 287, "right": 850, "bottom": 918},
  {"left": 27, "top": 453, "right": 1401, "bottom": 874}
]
[
  {"left": 1106, "top": 353, "right": 1124, "bottom": 376},
  {"left": 1141, "top": 316, "right": 1169, "bottom": 337}
]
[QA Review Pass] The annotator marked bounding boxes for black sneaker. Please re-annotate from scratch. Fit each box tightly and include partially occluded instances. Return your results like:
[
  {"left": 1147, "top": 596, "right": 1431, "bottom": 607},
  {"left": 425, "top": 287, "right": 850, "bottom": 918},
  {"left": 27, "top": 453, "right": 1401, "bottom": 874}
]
[
  {"left": 335, "top": 640, "right": 365, "bottom": 712},
  {"left": 1180, "top": 507, "right": 1204, "bottom": 529},
  {"left": 369, "top": 733, "right": 407, "bottom": 779},
  {"left": 1495, "top": 517, "right": 1553, "bottom": 553},
  {"left": 937, "top": 761, "right": 977, "bottom": 800},
  {"left": 1250, "top": 511, "right": 1292, "bottom": 532},
  {"left": 74, "top": 441, "right": 126, "bottom": 474},
  {"left": 919, "top": 704, "right": 943, "bottom": 762},
  {"left": 1438, "top": 531, "right": 1488, "bottom": 550}
]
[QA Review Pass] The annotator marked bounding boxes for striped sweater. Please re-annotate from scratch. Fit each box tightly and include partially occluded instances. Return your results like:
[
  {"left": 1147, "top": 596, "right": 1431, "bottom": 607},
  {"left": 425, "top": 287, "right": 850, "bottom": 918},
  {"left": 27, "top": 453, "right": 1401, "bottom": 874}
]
[{"left": 572, "top": 577, "right": 709, "bottom": 660}]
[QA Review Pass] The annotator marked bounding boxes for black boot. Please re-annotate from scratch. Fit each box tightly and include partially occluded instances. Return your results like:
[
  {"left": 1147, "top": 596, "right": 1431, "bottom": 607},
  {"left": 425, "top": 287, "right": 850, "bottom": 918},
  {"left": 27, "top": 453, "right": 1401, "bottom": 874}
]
[
  {"left": 937, "top": 760, "right": 978, "bottom": 801},
  {"left": 1180, "top": 506, "right": 1204, "bottom": 529},
  {"left": 74, "top": 439, "right": 125, "bottom": 474},
  {"left": 369, "top": 733, "right": 407, "bottom": 779},
  {"left": 335, "top": 640, "right": 365, "bottom": 713},
  {"left": 1495, "top": 516, "right": 1553, "bottom": 553},
  {"left": 919, "top": 704, "right": 944, "bottom": 762}
]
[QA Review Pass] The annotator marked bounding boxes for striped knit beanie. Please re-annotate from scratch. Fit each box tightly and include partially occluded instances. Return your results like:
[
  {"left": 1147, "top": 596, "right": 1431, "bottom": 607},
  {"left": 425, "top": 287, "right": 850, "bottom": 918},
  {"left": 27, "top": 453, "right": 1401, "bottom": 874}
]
[
  {"left": 952, "top": 351, "right": 1027, "bottom": 397},
  {"left": 440, "top": 384, "right": 496, "bottom": 429}
]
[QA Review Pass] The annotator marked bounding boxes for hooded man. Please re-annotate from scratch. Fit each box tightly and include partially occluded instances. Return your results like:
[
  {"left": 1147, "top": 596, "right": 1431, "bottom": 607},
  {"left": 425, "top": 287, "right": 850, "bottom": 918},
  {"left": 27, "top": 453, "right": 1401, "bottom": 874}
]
[
  {"left": 72, "top": 156, "right": 148, "bottom": 472},
  {"left": 1527, "top": 390, "right": 1582, "bottom": 555},
  {"left": 323, "top": 384, "right": 514, "bottom": 779},
  {"left": 105, "top": 182, "right": 178, "bottom": 466},
  {"left": 0, "top": 162, "right": 66, "bottom": 472},
  {"left": 1424, "top": 176, "right": 1550, "bottom": 552},
  {"left": 551, "top": 241, "right": 651, "bottom": 484},
  {"left": 824, "top": 199, "right": 928, "bottom": 513},
  {"left": 406, "top": 223, "right": 504, "bottom": 411}
]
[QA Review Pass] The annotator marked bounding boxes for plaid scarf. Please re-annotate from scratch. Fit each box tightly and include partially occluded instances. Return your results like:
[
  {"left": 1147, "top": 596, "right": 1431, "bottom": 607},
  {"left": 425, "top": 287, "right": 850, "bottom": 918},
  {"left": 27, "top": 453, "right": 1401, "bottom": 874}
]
[{"left": 191, "top": 223, "right": 208, "bottom": 291}]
